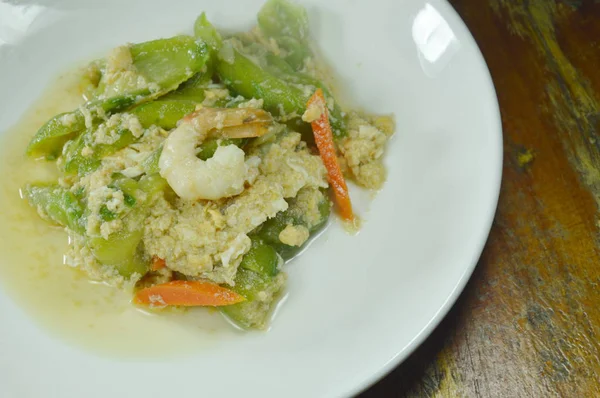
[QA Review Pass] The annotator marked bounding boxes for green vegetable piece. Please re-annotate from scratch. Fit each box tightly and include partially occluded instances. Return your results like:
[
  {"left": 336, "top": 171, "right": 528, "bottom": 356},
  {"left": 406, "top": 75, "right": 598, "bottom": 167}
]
[
  {"left": 263, "top": 53, "right": 346, "bottom": 134},
  {"left": 196, "top": 138, "right": 246, "bottom": 160},
  {"left": 263, "top": 52, "right": 297, "bottom": 76},
  {"left": 139, "top": 173, "right": 169, "bottom": 199},
  {"left": 258, "top": 0, "right": 308, "bottom": 42},
  {"left": 23, "top": 185, "right": 85, "bottom": 233},
  {"left": 128, "top": 36, "right": 209, "bottom": 93},
  {"left": 150, "top": 41, "right": 216, "bottom": 102},
  {"left": 194, "top": 12, "right": 223, "bottom": 53},
  {"left": 216, "top": 46, "right": 306, "bottom": 118},
  {"left": 95, "top": 176, "right": 140, "bottom": 222},
  {"left": 227, "top": 269, "right": 273, "bottom": 303},
  {"left": 89, "top": 174, "right": 167, "bottom": 278},
  {"left": 62, "top": 125, "right": 137, "bottom": 176},
  {"left": 239, "top": 237, "right": 280, "bottom": 277},
  {"left": 258, "top": 0, "right": 310, "bottom": 70},
  {"left": 124, "top": 194, "right": 137, "bottom": 207},
  {"left": 95, "top": 172, "right": 160, "bottom": 225},
  {"left": 221, "top": 268, "right": 285, "bottom": 329},
  {"left": 110, "top": 176, "right": 140, "bottom": 206},
  {"left": 26, "top": 91, "right": 143, "bottom": 160},
  {"left": 162, "top": 71, "right": 211, "bottom": 102},
  {"left": 61, "top": 133, "right": 100, "bottom": 176},
  {"left": 99, "top": 207, "right": 118, "bottom": 222},
  {"left": 94, "top": 127, "right": 136, "bottom": 156},
  {"left": 26, "top": 113, "right": 86, "bottom": 161},
  {"left": 131, "top": 100, "right": 197, "bottom": 130},
  {"left": 312, "top": 193, "right": 331, "bottom": 232},
  {"left": 90, "top": 228, "right": 147, "bottom": 278},
  {"left": 277, "top": 36, "right": 310, "bottom": 71},
  {"left": 196, "top": 139, "right": 221, "bottom": 161}
]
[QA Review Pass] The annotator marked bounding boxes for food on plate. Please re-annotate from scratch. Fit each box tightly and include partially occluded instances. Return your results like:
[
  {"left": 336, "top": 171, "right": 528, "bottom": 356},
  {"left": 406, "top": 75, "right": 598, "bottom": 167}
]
[{"left": 22, "top": 0, "right": 394, "bottom": 329}]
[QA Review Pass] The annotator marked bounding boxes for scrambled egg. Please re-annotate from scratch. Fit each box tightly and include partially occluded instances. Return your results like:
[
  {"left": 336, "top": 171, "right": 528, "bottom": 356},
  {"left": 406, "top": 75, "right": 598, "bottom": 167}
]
[
  {"left": 279, "top": 224, "right": 310, "bottom": 247},
  {"left": 144, "top": 132, "right": 327, "bottom": 285},
  {"left": 338, "top": 112, "right": 395, "bottom": 190}
]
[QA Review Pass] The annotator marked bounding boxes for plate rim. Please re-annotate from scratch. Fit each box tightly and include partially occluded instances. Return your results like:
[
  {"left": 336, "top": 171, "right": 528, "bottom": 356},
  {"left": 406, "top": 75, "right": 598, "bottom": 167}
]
[{"left": 344, "top": 1, "right": 503, "bottom": 395}]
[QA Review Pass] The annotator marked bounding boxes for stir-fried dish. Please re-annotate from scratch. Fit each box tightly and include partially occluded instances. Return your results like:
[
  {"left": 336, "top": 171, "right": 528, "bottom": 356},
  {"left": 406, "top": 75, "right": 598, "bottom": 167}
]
[{"left": 22, "top": 0, "right": 394, "bottom": 329}]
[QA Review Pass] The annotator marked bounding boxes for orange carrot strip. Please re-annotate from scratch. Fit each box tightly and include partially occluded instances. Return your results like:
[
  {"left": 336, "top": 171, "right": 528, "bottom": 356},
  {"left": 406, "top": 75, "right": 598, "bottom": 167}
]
[
  {"left": 307, "top": 89, "right": 354, "bottom": 221},
  {"left": 151, "top": 256, "right": 166, "bottom": 271},
  {"left": 133, "top": 280, "right": 245, "bottom": 307}
]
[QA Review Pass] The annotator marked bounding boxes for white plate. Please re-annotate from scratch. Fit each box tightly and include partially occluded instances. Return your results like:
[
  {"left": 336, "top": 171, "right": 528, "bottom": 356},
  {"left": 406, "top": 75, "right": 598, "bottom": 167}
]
[{"left": 0, "top": 0, "right": 502, "bottom": 397}]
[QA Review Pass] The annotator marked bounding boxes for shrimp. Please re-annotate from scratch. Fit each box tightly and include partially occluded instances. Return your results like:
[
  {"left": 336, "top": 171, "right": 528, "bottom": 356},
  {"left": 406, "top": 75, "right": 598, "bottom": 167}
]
[{"left": 159, "top": 107, "right": 272, "bottom": 201}]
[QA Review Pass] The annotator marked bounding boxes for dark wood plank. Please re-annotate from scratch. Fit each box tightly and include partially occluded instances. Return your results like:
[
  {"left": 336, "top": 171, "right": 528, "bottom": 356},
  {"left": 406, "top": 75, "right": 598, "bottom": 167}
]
[{"left": 360, "top": 0, "right": 600, "bottom": 396}]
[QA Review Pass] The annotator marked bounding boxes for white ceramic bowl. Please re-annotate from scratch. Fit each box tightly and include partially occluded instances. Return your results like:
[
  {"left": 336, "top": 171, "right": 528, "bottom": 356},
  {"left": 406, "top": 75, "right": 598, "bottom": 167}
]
[{"left": 0, "top": 0, "right": 501, "bottom": 397}]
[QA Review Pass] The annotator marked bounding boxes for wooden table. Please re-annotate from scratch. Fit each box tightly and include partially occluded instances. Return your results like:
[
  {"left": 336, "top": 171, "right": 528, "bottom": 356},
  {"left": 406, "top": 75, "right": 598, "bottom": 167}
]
[{"left": 360, "top": 0, "right": 600, "bottom": 396}]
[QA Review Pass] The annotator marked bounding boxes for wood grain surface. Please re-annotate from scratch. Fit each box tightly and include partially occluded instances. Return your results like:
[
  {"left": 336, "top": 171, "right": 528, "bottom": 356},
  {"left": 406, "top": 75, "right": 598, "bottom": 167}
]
[{"left": 360, "top": 0, "right": 600, "bottom": 396}]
